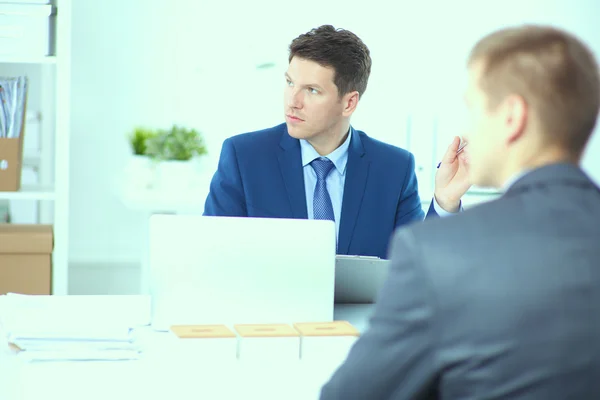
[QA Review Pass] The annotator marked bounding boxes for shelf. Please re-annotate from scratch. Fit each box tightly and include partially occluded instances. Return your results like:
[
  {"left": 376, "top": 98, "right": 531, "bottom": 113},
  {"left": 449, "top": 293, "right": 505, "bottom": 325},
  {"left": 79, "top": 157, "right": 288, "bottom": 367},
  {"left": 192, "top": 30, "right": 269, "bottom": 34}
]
[
  {"left": 0, "top": 0, "right": 73, "bottom": 295},
  {"left": 0, "top": 186, "right": 55, "bottom": 200},
  {"left": 0, "top": 55, "right": 57, "bottom": 65}
]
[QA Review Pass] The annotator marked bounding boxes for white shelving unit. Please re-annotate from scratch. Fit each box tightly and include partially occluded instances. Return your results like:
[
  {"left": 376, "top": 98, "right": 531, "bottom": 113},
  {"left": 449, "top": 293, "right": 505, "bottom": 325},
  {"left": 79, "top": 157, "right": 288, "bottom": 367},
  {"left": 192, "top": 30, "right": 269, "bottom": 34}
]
[
  {"left": 0, "top": 0, "right": 71, "bottom": 295},
  {"left": 0, "top": 186, "right": 56, "bottom": 201}
]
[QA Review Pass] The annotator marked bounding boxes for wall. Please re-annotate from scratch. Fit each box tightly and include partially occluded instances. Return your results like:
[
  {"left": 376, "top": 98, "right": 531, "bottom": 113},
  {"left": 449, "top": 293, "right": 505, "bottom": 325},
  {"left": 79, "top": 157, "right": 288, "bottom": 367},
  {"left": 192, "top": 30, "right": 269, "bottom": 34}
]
[
  {"left": 70, "top": 1, "right": 176, "bottom": 263},
  {"left": 68, "top": 0, "right": 600, "bottom": 265}
]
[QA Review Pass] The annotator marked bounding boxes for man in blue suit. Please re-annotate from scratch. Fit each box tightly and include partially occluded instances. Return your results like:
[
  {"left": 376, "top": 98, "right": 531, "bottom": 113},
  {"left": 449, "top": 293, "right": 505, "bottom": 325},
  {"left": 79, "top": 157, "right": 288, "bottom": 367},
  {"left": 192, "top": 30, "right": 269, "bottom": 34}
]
[{"left": 203, "top": 25, "right": 470, "bottom": 258}]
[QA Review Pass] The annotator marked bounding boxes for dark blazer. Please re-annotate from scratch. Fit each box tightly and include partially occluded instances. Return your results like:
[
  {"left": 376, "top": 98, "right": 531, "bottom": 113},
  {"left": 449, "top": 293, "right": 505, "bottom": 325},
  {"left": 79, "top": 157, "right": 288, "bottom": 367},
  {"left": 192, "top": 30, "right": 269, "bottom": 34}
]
[{"left": 320, "top": 163, "right": 600, "bottom": 399}]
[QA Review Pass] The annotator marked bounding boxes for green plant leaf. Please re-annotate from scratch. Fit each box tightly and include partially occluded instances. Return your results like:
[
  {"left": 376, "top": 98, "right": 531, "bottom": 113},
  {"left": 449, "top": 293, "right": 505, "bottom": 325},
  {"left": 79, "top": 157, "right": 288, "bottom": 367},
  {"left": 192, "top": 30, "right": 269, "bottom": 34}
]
[
  {"left": 128, "top": 127, "right": 158, "bottom": 155},
  {"left": 145, "top": 125, "right": 207, "bottom": 161}
]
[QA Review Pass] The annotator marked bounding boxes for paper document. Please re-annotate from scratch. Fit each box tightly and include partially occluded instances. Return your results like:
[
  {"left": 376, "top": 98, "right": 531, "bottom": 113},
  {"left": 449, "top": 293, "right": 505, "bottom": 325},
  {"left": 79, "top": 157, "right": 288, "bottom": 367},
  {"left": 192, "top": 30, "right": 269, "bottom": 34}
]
[
  {"left": 9, "top": 340, "right": 139, "bottom": 352},
  {"left": 7, "top": 324, "right": 135, "bottom": 343},
  {"left": 0, "top": 76, "right": 27, "bottom": 138},
  {"left": 1, "top": 293, "right": 147, "bottom": 362},
  {"left": 14, "top": 349, "right": 141, "bottom": 362}
]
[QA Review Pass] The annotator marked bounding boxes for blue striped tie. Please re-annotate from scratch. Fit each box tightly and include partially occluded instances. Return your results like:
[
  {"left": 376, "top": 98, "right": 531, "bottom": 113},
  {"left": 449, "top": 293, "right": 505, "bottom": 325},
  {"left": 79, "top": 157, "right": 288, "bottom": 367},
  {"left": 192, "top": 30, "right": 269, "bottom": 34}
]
[{"left": 311, "top": 158, "right": 335, "bottom": 221}]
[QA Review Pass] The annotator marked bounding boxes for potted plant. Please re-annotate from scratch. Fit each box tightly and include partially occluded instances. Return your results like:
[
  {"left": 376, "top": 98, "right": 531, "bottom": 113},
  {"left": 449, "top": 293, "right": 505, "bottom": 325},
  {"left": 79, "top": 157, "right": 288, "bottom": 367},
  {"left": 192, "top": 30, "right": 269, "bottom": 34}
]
[
  {"left": 146, "top": 125, "right": 208, "bottom": 190},
  {"left": 125, "top": 127, "right": 158, "bottom": 189},
  {"left": 128, "top": 127, "right": 157, "bottom": 156}
]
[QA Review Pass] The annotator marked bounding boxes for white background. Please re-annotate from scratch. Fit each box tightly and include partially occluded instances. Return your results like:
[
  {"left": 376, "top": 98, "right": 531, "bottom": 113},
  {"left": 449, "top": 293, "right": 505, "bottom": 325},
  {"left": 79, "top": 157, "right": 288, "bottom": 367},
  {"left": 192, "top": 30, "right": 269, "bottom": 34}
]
[{"left": 48, "top": 0, "right": 600, "bottom": 266}]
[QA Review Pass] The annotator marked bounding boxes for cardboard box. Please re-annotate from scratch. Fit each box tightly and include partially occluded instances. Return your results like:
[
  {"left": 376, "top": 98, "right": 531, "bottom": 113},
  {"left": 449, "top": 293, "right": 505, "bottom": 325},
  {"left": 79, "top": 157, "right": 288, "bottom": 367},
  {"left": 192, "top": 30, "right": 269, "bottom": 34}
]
[
  {"left": 0, "top": 4, "right": 52, "bottom": 57},
  {"left": 0, "top": 224, "right": 53, "bottom": 295},
  {"left": 170, "top": 324, "right": 238, "bottom": 362},
  {"left": 294, "top": 321, "right": 359, "bottom": 362},
  {"left": 234, "top": 323, "right": 300, "bottom": 362},
  {"left": 0, "top": 137, "right": 24, "bottom": 191}
]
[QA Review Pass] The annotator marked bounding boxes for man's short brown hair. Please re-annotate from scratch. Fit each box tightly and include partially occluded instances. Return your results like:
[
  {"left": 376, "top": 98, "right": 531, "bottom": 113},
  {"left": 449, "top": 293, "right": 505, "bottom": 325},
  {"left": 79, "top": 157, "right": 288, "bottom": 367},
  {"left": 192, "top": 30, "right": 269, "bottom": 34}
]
[
  {"left": 468, "top": 25, "right": 600, "bottom": 155},
  {"left": 289, "top": 25, "right": 372, "bottom": 99}
]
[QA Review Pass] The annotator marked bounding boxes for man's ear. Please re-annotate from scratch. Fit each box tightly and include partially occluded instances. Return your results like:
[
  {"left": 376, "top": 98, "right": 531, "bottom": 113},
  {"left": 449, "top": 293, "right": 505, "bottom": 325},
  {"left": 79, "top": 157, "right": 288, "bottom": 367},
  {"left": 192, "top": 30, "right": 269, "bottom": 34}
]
[
  {"left": 504, "top": 94, "right": 528, "bottom": 144},
  {"left": 342, "top": 91, "right": 360, "bottom": 117}
]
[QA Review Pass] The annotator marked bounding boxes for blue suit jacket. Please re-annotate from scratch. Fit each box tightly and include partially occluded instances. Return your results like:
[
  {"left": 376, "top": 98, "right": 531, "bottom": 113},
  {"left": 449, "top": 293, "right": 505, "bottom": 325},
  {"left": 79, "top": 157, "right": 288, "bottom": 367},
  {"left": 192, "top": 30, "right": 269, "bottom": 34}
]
[{"left": 203, "top": 123, "right": 437, "bottom": 258}]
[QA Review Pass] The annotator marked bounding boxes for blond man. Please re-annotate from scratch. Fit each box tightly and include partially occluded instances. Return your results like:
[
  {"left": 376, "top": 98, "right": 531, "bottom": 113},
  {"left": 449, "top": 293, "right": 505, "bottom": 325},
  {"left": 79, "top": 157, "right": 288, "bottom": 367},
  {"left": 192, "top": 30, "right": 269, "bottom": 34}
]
[{"left": 320, "top": 24, "right": 600, "bottom": 400}]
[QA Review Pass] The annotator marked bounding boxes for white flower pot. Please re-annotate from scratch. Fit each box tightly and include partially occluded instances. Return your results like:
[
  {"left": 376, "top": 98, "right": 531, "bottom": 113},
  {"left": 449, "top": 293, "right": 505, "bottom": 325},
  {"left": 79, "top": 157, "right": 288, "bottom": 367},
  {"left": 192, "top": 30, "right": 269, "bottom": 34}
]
[
  {"left": 125, "top": 155, "right": 154, "bottom": 190},
  {"left": 155, "top": 160, "right": 198, "bottom": 191}
]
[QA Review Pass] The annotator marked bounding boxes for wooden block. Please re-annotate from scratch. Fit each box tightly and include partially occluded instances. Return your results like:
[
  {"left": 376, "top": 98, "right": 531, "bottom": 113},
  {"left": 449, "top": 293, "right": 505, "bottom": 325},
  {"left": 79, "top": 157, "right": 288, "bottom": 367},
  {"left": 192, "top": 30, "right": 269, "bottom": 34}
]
[
  {"left": 171, "top": 325, "right": 236, "bottom": 339},
  {"left": 294, "top": 321, "right": 359, "bottom": 337},
  {"left": 294, "top": 321, "right": 360, "bottom": 362},
  {"left": 234, "top": 324, "right": 300, "bottom": 361},
  {"left": 169, "top": 325, "right": 238, "bottom": 361}
]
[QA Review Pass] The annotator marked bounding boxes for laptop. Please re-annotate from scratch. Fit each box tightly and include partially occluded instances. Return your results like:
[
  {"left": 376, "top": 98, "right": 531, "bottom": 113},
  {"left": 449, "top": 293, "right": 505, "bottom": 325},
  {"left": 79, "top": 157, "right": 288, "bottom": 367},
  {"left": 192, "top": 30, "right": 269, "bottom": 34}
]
[
  {"left": 334, "top": 255, "right": 391, "bottom": 304},
  {"left": 148, "top": 215, "right": 336, "bottom": 331}
]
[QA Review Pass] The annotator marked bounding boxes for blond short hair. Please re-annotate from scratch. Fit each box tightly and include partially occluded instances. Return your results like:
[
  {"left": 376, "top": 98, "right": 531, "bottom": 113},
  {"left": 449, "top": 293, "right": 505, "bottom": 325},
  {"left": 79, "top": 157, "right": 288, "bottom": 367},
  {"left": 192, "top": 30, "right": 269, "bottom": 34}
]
[{"left": 468, "top": 25, "right": 600, "bottom": 155}]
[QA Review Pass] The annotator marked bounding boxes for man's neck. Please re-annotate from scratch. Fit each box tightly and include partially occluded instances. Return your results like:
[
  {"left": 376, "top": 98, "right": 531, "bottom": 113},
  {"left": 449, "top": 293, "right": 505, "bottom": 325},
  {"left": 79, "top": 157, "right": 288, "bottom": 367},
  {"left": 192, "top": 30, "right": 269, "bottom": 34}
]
[
  {"left": 499, "top": 147, "right": 579, "bottom": 188},
  {"left": 308, "top": 123, "right": 351, "bottom": 156}
]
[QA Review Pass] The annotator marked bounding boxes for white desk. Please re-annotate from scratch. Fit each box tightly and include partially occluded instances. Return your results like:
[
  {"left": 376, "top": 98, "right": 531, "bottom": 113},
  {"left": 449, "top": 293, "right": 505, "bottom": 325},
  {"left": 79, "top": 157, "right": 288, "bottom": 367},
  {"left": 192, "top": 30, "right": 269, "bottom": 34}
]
[{"left": 0, "top": 296, "right": 374, "bottom": 400}]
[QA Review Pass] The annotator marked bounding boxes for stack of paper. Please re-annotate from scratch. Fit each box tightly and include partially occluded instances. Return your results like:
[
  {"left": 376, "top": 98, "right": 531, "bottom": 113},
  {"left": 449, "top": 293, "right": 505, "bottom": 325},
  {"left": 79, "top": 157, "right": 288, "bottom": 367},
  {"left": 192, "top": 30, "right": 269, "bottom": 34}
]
[
  {"left": 0, "top": 76, "right": 27, "bottom": 139},
  {"left": 4, "top": 328, "right": 141, "bottom": 362},
  {"left": 1, "top": 293, "right": 146, "bottom": 362},
  {"left": 6, "top": 322, "right": 140, "bottom": 362}
]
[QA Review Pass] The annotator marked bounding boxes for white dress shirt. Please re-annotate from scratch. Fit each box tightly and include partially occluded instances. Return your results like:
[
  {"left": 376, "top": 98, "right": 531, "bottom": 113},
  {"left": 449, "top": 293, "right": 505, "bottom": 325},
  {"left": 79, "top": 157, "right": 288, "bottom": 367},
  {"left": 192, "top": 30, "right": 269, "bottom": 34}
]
[{"left": 300, "top": 129, "right": 352, "bottom": 241}]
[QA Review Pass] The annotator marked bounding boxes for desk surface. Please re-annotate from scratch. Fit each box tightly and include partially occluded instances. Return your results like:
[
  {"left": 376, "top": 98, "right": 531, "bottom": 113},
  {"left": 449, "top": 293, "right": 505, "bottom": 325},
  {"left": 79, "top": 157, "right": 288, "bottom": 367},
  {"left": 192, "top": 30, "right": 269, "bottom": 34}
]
[{"left": 0, "top": 296, "right": 375, "bottom": 400}]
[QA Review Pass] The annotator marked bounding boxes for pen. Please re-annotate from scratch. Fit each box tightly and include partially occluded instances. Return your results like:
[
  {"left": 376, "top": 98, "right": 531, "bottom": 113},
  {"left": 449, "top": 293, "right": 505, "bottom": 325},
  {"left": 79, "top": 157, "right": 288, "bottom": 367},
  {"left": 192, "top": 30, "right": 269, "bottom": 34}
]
[{"left": 437, "top": 142, "right": 468, "bottom": 169}]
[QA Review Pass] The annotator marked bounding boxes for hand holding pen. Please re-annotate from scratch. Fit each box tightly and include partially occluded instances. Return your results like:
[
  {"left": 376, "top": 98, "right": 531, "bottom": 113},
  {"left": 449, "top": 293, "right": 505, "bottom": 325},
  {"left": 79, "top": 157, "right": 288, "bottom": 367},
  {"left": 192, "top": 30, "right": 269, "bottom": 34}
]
[
  {"left": 433, "top": 136, "right": 472, "bottom": 212},
  {"left": 437, "top": 140, "right": 468, "bottom": 169}
]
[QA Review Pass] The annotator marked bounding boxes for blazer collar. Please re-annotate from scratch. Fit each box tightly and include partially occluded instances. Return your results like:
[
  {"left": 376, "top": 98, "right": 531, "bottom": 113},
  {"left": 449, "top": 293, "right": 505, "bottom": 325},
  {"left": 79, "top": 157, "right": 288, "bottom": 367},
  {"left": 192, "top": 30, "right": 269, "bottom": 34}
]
[
  {"left": 505, "top": 163, "right": 597, "bottom": 197},
  {"left": 277, "top": 125, "right": 308, "bottom": 219}
]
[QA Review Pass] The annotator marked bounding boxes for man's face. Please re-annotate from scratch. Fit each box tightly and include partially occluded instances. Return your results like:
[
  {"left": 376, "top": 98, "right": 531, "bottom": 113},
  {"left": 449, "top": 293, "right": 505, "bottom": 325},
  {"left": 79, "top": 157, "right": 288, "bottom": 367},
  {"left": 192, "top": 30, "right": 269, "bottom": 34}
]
[
  {"left": 462, "top": 64, "right": 508, "bottom": 188},
  {"left": 284, "top": 57, "right": 346, "bottom": 141}
]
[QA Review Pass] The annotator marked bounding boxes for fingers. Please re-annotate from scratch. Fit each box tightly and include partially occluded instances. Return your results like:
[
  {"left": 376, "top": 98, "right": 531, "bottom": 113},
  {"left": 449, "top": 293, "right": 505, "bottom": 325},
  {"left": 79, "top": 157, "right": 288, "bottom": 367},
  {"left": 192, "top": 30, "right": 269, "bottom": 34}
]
[
  {"left": 458, "top": 150, "right": 469, "bottom": 165},
  {"left": 442, "top": 136, "right": 461, "bottom": 163}
]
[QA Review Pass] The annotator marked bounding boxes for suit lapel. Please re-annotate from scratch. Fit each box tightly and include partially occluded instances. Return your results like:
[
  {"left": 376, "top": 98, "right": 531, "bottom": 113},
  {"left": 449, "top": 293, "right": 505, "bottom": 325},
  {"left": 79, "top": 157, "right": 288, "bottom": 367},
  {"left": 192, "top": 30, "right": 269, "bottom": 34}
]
[
  {"left": 277, "top": 129, "right": 308, "bottom": 219},
  {"left": 338, "top": 132, "right": 370, "bottom": 254}
]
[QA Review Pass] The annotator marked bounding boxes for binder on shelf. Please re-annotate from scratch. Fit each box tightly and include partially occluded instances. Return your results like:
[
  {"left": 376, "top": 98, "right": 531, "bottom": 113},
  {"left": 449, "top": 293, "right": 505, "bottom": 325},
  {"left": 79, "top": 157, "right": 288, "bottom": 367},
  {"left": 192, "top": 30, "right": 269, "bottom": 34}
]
[{"left": 0, "top": 76, "right": 28, "bottom": 191}]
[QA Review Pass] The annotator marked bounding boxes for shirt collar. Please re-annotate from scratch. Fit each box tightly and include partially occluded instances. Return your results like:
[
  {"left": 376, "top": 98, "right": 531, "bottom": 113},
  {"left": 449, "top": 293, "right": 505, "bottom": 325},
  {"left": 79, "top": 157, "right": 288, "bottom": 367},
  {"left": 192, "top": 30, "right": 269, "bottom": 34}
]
[{"left": 300, "top": 127, "right": 352, "bottom": 176}]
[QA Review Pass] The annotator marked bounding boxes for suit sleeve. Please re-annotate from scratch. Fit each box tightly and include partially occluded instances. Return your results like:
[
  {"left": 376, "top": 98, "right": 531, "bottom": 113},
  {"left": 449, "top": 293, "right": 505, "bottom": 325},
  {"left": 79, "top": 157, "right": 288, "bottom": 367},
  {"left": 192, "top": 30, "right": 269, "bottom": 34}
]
[
  {"left": 394, "top": 153, "right": 426, "bottom": 228},
  {"left": 203, "top": 138, "right": 247, "bottom": 216},
  {"left": 320, "top": 228, "right": 439, "bottom": 400},
  {"left": 426, "top": 199, "right": 440, "bottom": 218}
]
